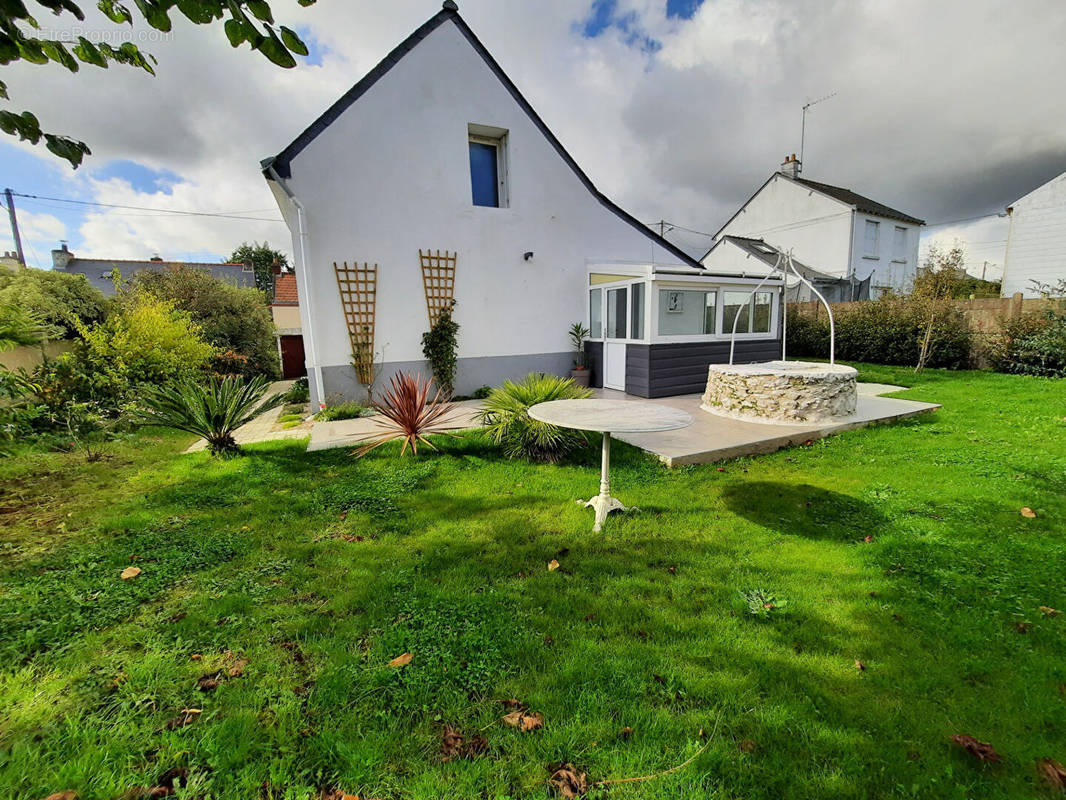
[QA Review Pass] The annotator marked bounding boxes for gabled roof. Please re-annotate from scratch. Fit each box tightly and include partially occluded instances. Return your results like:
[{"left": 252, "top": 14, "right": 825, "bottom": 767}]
[
  {"left": 272, "top": 271, "right": 299, "bottom": 305},
  {"left": 262, "top": 1, "right": 703, "bottom": 270},
  {"left": 790, "top": 177, "right": 925, "bottom": 226},
  {"left": 710, "top": 235, "right": 839, "bottom": 281}
]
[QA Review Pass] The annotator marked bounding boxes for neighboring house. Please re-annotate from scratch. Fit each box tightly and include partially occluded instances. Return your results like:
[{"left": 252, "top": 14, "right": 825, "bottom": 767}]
[
  {"left": 1001, "top": 168, "right": 1066, "bottom": 297},
  {"left": 261, "top": 1, "right": 783, "bottom": 405},
  {"left": 270, "top": 266, "right": 306, "bottom": 380},
  {"left": 0, "top": 251, "right": 22, "bottom": 272},
  {"left": 707, "top": 156, "right": 925, "bottom": 298},
  {"left": 702, "top": 235, "right": 868, "bottom": 303},
  {"left": 50, "top": 242, "right": 255, "bottom": 296}
]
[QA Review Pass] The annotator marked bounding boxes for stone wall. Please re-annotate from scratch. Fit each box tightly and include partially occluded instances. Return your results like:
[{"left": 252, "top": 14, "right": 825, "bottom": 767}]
[{"left": 701, "top": 361, "right": 858, "bottom": 423}]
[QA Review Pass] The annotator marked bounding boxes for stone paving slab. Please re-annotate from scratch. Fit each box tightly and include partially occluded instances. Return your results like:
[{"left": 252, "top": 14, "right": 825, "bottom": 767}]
[{"left": 306, "top": 400, "right": 485, "bottom": 452}]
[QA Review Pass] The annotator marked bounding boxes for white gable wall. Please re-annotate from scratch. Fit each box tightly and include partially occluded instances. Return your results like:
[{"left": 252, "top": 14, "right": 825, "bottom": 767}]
[
  {"left": 1001, "top": 170, "right": 1066, "bottom": 297},
  {"left": 276, "top": 19, "right": 676, "bottom": 402},
  {"left": 715, "top": 175, "right": 853, "bottom": 277}
]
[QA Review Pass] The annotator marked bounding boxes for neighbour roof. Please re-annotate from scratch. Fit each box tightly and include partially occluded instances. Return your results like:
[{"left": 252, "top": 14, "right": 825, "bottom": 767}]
[
  {"left": 273, "top": 271, "right": 299, "bottom": 304},
  {"left": 262, "top": 2, "right": 703, "bottom": 270},
  {"left": 704, "top": 235, "right": 839, "bottom": 282},
  {"left": 60, "top": 259, "right": 255, "bottom": 297},
  {"left": 790, "top": 177, "right": 925, "bottom": 226}
]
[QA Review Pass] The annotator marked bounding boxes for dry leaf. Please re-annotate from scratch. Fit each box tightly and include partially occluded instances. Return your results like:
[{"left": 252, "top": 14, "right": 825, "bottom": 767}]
[
  {"left": 1037, "top": 758, "right": 1066, "bottom": 790},
  {"left": 499, "top": 698, "right": 526, "bottom": 711},
  {"left": 388, "top": 652, "right": 413, "bottom": 667},
  {"left": 548, "top": 559, "right": 560, "bottom": 572},
  {"left": 855, "top": 660, "right": 866, "bottom": 671},
  {"left": 618, "top": 726, "right": 633, "bottom": 740},
  {"left": 43, "top": 793, "right": 78, "bottom": 800},
  {"left": 739, "top": 738, "right": 757, "bottom": 753},
  {"left": 120, "top": 566, "right": 142, "bottom": 580},
  {"left": 1021, "top": 507, "right": 1037, "bottom": 518},
  {"left": 951, "top": 734, "right": 1001, "bottom": 763},
  {"left": 440, "top": 727, "right": 488, "bottom": 761},
  {"left": 190, "top": 654, "right": 202, "bottom": 661},
  {"left": 548, "top": 764, "right": 587, "bottom": 799},
  {"left": 502, "top": 710, "right": 543, "bottom": 731},
  {"left": 1040, "top": 606, "right": 1061, "bottom": 617},
  {"left": 164, "top": 709, "right": 202, "bottom": 730},
  {"left": 1015, "top": 621, "right": 1033, "bottom": 634},
  {"left": 227, "top": 659, "right": 249, "bottom": 678},
  {"left": 862, "top": 535, "right": 874, "bottom": 543}
]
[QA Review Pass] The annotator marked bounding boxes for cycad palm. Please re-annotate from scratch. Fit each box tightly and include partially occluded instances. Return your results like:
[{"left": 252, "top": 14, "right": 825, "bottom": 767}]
[
  {"left": 135, "top": 375, "right": 283, "bottom": 456},
  {"left": 476, "top": 372, "right": 592, "bottom": 462}
]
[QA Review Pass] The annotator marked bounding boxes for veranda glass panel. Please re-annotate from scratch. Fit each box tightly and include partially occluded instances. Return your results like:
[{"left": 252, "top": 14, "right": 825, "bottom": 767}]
[
  {"left": 606, "top": 287, "right": 627, "bottom": 338},
  {"left": 752, "top": 292, "right": 772, "bottom": 333},
  {"left": 723, "top": 291, "right": 752, "bottom": 334},
  {"left": 630, "top": 283, "right": 645, "bottom": 339},
  {"left": 704, "top": 291, "right": 718, "bottom": 335},
  {"left": 589, "top": 288, "right": 602, "bottom": 338},
  {"left": 658, "top": 289, "right": 713, "bottom": 335}
]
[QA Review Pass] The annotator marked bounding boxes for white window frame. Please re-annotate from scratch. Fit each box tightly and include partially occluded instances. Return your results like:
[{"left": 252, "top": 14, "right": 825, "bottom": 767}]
[
  {"left": 650, "top": 279, "right": 780, "bottom": 344},
  {"left": 468, "top": 123, "right": 509, "bottom": 208},
  {"left": 891, "top": 225, "right": 907, "bottom": 263},
  {"left": 863, "top": 219, "right": 881, "bottom": 259},
  {"left": 587, "top": 277, "right": 651, "bottom": 345}
]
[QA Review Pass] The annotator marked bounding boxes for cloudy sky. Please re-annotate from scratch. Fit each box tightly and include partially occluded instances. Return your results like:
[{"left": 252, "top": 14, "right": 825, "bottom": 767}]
[{"left": 2, "top": 0, "right": 1064, "bottom": 279}]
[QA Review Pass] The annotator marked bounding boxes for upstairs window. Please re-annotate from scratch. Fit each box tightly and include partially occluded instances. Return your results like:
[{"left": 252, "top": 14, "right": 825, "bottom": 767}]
[
  {"left": 468, "top": 124, "right": 508, "bottom": 207},
  {"left": 864, "top": 220, "right": 880, "bottom": 258},
  {"left": 892, "top": 226, "right": 907, "bottom": 261}
]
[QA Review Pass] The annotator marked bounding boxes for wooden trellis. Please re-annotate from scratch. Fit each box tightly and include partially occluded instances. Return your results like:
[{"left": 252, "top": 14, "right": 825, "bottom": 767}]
[
  {"left": 419, "top": 249, "right": 458, "bottom": 326},
  {"left": 333, "top": 261, "right": 377, "bottom": 385}
]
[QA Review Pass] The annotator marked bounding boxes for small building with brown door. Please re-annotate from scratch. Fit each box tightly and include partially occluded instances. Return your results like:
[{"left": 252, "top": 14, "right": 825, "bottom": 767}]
[{"left": 271, "top": 268, "right": 306, "bottom": 379}]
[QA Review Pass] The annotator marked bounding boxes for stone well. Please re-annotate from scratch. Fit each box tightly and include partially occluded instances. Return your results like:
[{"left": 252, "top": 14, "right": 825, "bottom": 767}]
[{"left": 701, "top": 360, "right": 858, "bottom": 424}]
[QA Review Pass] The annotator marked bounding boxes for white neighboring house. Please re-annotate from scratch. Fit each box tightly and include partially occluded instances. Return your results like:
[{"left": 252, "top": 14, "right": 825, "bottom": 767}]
[
  {"left": 706, "top": 156, "right": 925, "bottom": 298},
  {"left": 1001, "top": 168, "right": 1066, "bottom": 297},
  {"left": 261, "top": 1, "right": 783, "bottom": 406}
]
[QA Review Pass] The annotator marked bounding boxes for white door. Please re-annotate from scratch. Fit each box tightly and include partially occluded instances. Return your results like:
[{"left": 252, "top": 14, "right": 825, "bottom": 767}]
[{"left": 603, "top": 287, "right": 627, "bottom": 391}]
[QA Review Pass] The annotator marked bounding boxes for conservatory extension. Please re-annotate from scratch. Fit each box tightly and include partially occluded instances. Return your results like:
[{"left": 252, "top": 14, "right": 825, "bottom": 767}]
[{"left": 583, "top": 263, "right": 784, "bottom": 398}]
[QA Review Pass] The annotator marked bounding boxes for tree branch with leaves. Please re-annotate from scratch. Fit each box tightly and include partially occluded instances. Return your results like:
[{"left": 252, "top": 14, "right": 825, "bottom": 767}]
[{"left": 0, "top": 0, "right": 316, "bottom": 167}]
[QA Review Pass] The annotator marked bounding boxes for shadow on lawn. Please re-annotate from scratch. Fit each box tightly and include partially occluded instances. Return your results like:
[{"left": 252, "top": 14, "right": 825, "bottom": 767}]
[{"left": 720, "top": 481, "right": 890, "bottom": 542}]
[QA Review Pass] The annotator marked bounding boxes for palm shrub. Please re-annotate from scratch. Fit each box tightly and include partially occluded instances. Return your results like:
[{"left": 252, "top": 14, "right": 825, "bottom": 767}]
[
  {"left": 476, "top": 372, "right": 592, "bottom": 462},
  {"left": 134, "top": 375, "right": 283, "bottom": 457},
  {"left": 355, "top": 372, "right": 456, "bottom": 457}
]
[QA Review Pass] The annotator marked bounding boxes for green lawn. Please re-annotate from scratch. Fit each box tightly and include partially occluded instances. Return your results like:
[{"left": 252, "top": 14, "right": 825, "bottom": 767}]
[{"left": 1, "top": 366, "right": 1065, "bottom": 799}]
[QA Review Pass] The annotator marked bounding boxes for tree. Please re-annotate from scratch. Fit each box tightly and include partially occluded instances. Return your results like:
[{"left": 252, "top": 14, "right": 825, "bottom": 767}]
[
  {"left": 0, "top": 267, "right": 110, "bottom": 338},
  {"left": 229, "top": 241, "right": 288, "bottom": 293},
  {"left": 0, "top": 0, "right": 316, "bottom": 168},
  {"left": 131, "top": 265, "right": 280, "bottom": 379},
  {"left": 0, "top": 303, "right": 47, "bottom": 351},
  {"left": 913, "top": 244, "right": 967, "bottom": 371}
]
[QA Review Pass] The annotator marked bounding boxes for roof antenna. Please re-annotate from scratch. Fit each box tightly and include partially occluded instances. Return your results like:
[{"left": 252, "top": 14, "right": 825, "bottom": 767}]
[{"left": 799, "top": 91, "right": 837, "bottom": 173}]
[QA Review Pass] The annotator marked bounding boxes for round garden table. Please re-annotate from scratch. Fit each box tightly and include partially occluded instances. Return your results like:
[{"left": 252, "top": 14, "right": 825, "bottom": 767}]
[{"left": 528, "top": 399, "right": 693, "bottom": 531}]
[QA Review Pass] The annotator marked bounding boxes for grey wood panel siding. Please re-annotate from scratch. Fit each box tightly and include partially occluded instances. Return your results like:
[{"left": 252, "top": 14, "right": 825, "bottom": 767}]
[
  {"left": 584, "top": 341, "right": 604, "bottom": 389},
  {"left": 633, "top": 338, "right": 782, "bottom": 398}
]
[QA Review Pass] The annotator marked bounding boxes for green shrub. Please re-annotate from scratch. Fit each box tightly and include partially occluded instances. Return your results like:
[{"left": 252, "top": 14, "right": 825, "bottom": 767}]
[
  {"left": 284, "top": 377, "right": 309, "bottom": 403},
  {"left": 786, "top": 297, "right": 971, "bottom": 369},
  {"left": 476, "top": 372, "right": 592, "bottom": 462},
  {"left": 317, "top": 402, "right": 373, "bottom": 421},
  {"left": 38, "top": 290, "right": 215, "bottom": 408},
  {"left": 988, "top": 309, "right": 1066, "bottom": 377},
  {"left": 0, "top": 268, "right": 109, "bottom": 339},
  {"left": 421, "top": 302, "right": 459, "bottom": 394},
  {"left": 131, "top": 266, "right": 279, "bottom": 379}
]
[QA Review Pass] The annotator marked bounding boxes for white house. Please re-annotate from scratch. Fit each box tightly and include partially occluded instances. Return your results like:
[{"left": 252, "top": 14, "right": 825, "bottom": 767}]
[
  {"left": 261, "top": 1, "right": 783, "bottom": 405},
  {"left": 706, "top": 156, "right": 925, "bottom": 298},
  {"left": 1001, "top": 168, "right": 1066, "bottom": 297}
]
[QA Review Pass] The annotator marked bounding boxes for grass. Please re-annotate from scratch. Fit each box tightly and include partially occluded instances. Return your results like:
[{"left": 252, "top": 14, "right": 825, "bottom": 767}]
[{"left": 0, "top": 365, "right": 1064, "bottom": 799}]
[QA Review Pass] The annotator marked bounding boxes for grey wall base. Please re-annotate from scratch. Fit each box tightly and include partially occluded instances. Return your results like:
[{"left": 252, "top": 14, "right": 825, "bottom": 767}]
[{"left": 315, "top": 351, "right": 573, "bottom": 404}]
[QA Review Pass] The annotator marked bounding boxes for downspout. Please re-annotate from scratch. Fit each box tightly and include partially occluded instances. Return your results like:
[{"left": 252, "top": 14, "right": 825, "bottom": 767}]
[{"left": 266, "top": 164, "right": 324, "bottom": 407}]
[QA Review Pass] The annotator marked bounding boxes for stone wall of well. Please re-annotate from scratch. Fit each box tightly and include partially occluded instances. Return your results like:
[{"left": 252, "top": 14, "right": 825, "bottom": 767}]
[{"left": 701, "top": 362, "right": 858, "bottom": 423}]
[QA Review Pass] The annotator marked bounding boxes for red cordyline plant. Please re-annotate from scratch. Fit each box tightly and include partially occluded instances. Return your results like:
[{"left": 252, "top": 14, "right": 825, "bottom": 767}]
[{"left": 354, "top": 372, "right": 457, "bottom": 457}]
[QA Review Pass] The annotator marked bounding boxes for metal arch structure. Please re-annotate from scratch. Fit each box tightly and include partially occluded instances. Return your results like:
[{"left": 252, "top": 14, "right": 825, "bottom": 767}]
[{"left": 726, "top": 249, "right": 837, "bottom": 366}]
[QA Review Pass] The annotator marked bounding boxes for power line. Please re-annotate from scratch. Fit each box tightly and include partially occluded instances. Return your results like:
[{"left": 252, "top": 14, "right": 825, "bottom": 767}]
[{"left": 9, "top": 191, "right": 285, "bottom": 223}]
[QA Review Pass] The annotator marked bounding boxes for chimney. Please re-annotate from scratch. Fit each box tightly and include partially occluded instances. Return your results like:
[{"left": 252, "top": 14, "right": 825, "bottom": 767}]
[
  {"left": 271, "top": 259, "right": 282, "bottom": 276},
  {"left": 779, "top": 153, "right": 801, "bottom": 179},
  {"left": 51, "top": 240, "right": 73, "bottom": 270}
]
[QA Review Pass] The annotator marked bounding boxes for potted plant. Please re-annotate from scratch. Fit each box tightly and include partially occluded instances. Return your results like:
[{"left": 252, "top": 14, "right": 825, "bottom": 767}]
[{"left": 568, "top": 322, "right": 591, "bottom": 387}]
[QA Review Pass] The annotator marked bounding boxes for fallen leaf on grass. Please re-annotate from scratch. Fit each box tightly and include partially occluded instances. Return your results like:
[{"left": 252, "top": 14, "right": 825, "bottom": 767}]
[
  {"left": 440, "top": 727, "right": 489, "bottom": 761},
  {"left": 388, "top": 652, "right": 413, "bottom": 667},
  {"left": 502, "top": 710, "right": 543, "bottom": 731},
  {"left": 499, "top": 698, "right": 526, "bottom": 711},
  {"left": 618, "top": 726, "right": 633, "bottom": 740},
  {"left": 1021, "top": 507, "right": 1037, "bottom": 518},
  {"left": 190, "top": 654, "right": 202, "bottom": 661},
  {"left": 227, "top": 659, "right": 249, "bottom": 678},
  {"left": 164, "top": 709, "right": 202, "bottom": 730},
  {"left": 547, "top": 559, "right": 560, "bottom": 572},
  {"left": 548, "top": 763, "right": 588, "bottom": 798},
  {"left": 951, "top": 734, "right": 1001, "bottom": 763},
  {"left": 855, "top": 660, "right": 866, "bottom": 671},
  {"left": 196, "top": 673, "right": 223, "bottom": 692},
  {"left": 1037, "top": 758, "right": 1066, "bottom": 790},
  {"left": 120, "top": 566, "right": 142, "bottom": 580},
  {"left": 1040, "top": 606, "right": 1061, "bottom": 617},
  {"left": 42, "top": 792, "right": 77, "bottom": 800},
  {"left": 862, "top": 535, "right": 874, "bottom": 543},
  {"left": 1014, "top": 621, "right": 1033, "bottom": 634},
  {"left": 739, "top": 738, "right": 756, "bottom": 753}
]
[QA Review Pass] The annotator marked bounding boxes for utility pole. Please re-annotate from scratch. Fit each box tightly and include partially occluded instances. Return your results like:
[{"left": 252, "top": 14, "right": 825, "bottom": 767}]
[
  {"left": 4, "top": 188, "right": 25, "bottom": 266},
  {"left": 800, "top": 91, "right": 837, "bottom": 172}
]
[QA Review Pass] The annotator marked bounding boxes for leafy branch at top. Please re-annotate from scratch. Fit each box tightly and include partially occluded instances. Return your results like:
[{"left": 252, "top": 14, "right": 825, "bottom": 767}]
[{"left": 0, "top": 0, "right": 317, "bottom": 167}]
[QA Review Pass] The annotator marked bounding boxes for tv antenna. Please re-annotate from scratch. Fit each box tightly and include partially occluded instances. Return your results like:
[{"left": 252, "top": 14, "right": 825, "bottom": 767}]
[{"left": 800, "top": 91, "right": 837, "bottom": 170}]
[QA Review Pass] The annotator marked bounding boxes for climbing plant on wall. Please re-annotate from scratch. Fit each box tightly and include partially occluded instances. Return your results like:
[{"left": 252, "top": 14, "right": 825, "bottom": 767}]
[{"left": 421, "top": 301, "right": 459, "bottom": 395}]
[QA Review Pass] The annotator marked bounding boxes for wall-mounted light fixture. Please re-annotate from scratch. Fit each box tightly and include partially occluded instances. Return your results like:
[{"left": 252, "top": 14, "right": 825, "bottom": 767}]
[{"left": 523, "top": 251, "right": 534, "bottom": 261}]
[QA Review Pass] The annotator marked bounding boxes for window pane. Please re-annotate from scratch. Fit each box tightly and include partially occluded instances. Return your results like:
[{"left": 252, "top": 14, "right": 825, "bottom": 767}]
[
  {"left": 658, "top": 289, "right": 713, "bottom": 335},
  {"left": 589, "top": 288, "right": 602, "bottom": 338},
  {"left": 606, "top": 288, "right": 627, "bottom": 338},
  {"left": 864, "top": 220, "right": 879, "bottom": 256},
  {"left": 704, "top": 291, "right": 717, "bottom": 335},
  {"left": 893, "top": 226, "right": 907, "bottom": 260},
  {"left": 723, "top": 291, "right": 752, "bottom": 334},
  {"left": 469, "top": 141, "right": 499, "bottom": 207},
  {"left": 752, "top": 291, "right": 772, "bottom": 333},
  {"left": 630, "top": 283, "right": 645, "bottom": 339}
]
